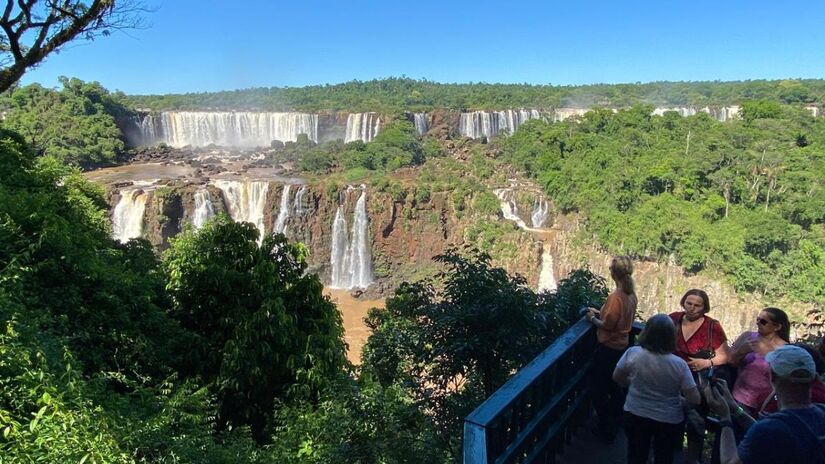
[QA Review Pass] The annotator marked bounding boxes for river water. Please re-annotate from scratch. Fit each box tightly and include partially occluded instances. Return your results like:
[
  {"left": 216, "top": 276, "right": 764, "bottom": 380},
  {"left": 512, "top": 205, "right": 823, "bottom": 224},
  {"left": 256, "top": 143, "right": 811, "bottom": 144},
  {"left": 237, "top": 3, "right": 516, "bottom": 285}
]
[{"left": 324, "top": 289, "right": 385, "bottom": 364}]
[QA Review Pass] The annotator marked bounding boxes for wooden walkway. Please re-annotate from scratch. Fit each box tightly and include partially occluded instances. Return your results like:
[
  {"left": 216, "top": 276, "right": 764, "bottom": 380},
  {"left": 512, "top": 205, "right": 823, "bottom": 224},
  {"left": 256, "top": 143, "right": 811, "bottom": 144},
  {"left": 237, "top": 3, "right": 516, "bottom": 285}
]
[{"left": 558, "top": 413, "right": 686, "bottom": 464}]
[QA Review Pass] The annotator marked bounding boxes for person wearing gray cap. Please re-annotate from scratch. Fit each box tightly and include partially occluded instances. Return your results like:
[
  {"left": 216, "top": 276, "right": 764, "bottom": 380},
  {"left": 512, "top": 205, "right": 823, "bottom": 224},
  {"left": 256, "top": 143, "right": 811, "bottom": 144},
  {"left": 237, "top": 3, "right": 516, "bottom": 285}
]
[{"left": 705, "top": 344, "right": 825, "bottom": 464}]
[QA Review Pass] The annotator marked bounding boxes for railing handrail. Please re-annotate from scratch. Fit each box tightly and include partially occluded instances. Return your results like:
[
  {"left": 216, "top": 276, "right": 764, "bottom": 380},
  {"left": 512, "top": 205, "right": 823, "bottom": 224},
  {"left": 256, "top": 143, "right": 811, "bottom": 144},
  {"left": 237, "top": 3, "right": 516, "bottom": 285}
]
[
  {"left": 464, "top": 318, "right": 594, "bottom": 427},
  {"left": 464, "top": 317, "right": 644, "bottom": 463}
]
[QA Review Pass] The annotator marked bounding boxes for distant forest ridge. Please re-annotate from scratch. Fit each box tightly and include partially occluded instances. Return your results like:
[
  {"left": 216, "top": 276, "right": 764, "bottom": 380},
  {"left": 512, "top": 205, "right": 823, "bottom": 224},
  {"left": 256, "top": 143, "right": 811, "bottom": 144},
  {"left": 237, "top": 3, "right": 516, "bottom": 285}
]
[{"left": 123, "top": 77, "right": 825, "bottom": 113}]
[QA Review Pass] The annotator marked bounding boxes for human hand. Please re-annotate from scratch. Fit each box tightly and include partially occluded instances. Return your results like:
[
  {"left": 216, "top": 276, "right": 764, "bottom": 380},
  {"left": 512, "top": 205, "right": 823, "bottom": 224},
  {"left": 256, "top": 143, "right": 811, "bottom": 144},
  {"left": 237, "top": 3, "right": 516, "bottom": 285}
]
[
  {"left": 687, "top": 357, "right": 711, "bottom": 372},
  {"left": 704, "top": 381, "right": 732, "bottom": 420},
  {"left": 587, "top": 308, "right": 600, "bottom": 322},
  {"left": 749, "top": 337, "right": 771, "bottom": 356}
]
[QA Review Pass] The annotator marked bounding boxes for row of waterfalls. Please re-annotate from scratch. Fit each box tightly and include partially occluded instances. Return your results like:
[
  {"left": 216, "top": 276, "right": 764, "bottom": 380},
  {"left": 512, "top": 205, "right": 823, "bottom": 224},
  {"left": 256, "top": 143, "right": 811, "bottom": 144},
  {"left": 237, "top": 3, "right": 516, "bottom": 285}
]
[
  {"left": 110, "top": 181, "right": 374, "bottom": 290},
  {"left": 128, "top": 105, "right": 745, "bottom": 148}
]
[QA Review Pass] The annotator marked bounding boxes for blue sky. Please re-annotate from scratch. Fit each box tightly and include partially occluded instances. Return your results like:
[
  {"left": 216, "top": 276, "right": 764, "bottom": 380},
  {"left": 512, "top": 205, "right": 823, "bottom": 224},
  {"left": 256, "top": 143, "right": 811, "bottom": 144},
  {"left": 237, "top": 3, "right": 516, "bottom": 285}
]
[{"left": 19, "top": 0, "right": 825, "bottom": 95}]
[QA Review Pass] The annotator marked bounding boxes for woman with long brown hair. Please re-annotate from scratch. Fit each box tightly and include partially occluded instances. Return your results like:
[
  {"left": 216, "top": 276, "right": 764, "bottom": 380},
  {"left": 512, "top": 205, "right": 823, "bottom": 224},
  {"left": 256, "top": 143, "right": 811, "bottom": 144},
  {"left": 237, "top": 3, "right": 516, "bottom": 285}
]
[
  {"left": 730, "top": 307, "right": 790, "bottom": 415},
  {"left": 586, "top": 256, "right": 638, "bottom": 442}
]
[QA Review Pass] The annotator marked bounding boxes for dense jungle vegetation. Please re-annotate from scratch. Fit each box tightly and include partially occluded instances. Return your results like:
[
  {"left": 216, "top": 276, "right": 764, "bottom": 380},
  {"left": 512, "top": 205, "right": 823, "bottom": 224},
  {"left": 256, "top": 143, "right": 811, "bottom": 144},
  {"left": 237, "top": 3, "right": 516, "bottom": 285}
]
[
  {"left": 123, "top": 77, "right": 825, "bottom": 112},
  {"left": 2, "top": 74, "right": 824, "bottom": 461},
  {"left": 497, "top": 103, "right": 825, "bottom": 306},
  {"left": 0, "top": 126, "right": 604, "bottom": 460}
]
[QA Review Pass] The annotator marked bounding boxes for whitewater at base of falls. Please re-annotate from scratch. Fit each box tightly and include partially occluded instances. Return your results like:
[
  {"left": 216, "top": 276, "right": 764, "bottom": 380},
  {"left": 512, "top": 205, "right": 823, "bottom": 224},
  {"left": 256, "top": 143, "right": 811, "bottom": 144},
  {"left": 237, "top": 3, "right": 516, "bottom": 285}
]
[
  {"left": 214, "top": 180, "right": 269, "bottom": 241},
  {"left": 112, "top": 189, "right": 149, "bottom": 243},
  {"left": 329, "top": 187, "right": 374, "bottom": 290}
]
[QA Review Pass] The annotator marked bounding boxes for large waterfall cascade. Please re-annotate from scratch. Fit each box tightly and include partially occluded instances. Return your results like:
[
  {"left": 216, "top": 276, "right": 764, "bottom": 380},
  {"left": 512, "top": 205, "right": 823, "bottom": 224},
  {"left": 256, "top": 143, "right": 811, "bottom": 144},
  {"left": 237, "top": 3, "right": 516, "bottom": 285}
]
[
  {"left": 214, "top": 180, "right": 270, "bottom": 241},
  {"left": 192, "top": 189, "right": 216, "bottom": 229},
  {"left": 112, "top": 189, "right": 150, "bottom": 243},
  {"left": 140, "top": 111, "right": 319, "bottom": 147},
  {"left": 273, "top": 184, "right": 292, "bottom": 235},
  {"left": 329, "top": 186, "right": 374, "bottom": 290},
  {"left": 459, "top": 109, "right": 543, "bottom": 140},
  {"left": 345, "top": 113, "right": 381, "bottom": 143},
  {"left": 413, "top": 113, "right": 429, "bottom": 135}
]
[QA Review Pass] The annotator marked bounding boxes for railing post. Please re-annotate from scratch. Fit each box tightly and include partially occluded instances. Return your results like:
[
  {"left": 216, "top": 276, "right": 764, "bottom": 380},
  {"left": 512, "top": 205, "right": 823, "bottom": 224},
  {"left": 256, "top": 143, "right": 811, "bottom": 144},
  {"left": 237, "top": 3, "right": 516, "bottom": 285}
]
[{"left": 464, "top": 420, "right": 488, "bottom": 463}]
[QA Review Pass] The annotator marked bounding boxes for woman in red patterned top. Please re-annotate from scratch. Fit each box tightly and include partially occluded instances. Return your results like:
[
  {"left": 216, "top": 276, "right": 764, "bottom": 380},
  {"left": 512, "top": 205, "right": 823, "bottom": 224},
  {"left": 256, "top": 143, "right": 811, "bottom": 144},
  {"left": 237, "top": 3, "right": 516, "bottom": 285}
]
[{"left": 668, "top": 289, "right": 730, "bottom": 464}]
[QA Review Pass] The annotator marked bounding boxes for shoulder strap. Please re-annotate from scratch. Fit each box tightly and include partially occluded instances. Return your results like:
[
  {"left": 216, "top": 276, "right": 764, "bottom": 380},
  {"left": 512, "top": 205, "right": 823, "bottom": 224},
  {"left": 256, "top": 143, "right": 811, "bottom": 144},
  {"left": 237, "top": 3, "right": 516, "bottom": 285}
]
[{"left": 705, "top": 318, "right": 715, "bottom": 353}]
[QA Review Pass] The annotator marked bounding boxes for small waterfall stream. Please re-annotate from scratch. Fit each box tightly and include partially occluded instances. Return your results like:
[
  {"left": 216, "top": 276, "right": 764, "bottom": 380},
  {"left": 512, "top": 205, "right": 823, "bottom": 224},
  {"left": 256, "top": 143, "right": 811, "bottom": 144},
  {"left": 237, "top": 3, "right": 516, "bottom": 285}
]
[
  {"left": 112, "top": 189, "right": 149, "bottom": 243},
  {"left": 495, "top": 184, "right": 558, "bottom": 292},
  {"left": 273, "top": 184, "right": 292, "bottom": 235},
  {"left": 293, "top": 185, "right": 307, "bottom": 214},
  {"left": 330, "top": 187, "right": 374, "bottom": 290},
  {"left": 192, "top": 189, "right": 215, "bottom": 229},
  {"left": 531, "top": 198, "right": 549, "bottom": 229},
  {"left": 413, "top": 113, "right": 429, "bottom": 135}
]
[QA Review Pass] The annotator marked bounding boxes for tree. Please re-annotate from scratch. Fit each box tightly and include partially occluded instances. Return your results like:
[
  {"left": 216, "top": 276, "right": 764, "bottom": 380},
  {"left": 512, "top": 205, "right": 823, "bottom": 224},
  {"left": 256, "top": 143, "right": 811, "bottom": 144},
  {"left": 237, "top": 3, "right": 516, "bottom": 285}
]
[
  {"left": 162, "top": 216, "right": 347, "bottom": 441},
  {"left": 2, "top": 78, "right": 129, "bottom": 167},
  {"left": 361, "top": 248, "right": 607, "bottom": 458},
  {"left": 0, "top": 0, "right": 145, "bottom": 92}
]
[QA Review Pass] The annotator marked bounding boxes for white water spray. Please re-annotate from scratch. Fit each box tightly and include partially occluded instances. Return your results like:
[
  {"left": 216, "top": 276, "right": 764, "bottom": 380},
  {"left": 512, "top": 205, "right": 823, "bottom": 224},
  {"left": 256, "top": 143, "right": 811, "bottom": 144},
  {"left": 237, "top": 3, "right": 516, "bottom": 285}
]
[
  {"left": 192, "top": 189, "right": 215, "bottom": 229},
  {"left": 112, "top": 189, "right": 149, "bottom": 243},
  {"left": 330, "top": 187, "right": 374, "bottom": 289},
  {"left": 214, "top": 180, "right": 269, "bottom": 241},
  {"left": 273, "top": 184, "right": 291, "bottom": 235}
]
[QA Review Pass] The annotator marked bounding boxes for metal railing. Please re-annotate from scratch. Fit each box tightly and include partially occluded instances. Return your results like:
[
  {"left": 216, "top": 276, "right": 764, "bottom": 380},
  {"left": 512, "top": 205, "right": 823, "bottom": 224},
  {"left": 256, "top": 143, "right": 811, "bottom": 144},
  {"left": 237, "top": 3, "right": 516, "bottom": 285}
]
[{"left": 463, "top": 318, "right": 643, "bottom": 464}]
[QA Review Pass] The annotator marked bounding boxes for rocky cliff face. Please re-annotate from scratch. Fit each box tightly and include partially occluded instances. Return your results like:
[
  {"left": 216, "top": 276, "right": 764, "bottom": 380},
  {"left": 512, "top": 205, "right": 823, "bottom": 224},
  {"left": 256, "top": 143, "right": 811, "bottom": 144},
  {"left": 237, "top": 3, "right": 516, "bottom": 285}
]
[{"left": 99, "top": 153, "right": 810, "bottom": 338}]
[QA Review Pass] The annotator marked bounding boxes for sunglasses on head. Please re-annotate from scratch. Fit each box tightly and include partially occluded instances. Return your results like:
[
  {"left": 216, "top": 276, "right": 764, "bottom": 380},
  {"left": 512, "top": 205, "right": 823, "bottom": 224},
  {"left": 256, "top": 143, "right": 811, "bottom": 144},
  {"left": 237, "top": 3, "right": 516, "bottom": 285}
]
[{"left": 757, "top": 317, "right": 772, "bottom": 326}]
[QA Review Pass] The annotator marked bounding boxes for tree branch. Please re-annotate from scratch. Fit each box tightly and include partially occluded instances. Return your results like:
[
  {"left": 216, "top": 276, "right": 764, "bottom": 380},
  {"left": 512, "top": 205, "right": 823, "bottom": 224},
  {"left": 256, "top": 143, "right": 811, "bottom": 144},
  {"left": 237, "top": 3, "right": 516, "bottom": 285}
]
[{"left": 0, "top": 0, "right": 146, "bottom": 93}]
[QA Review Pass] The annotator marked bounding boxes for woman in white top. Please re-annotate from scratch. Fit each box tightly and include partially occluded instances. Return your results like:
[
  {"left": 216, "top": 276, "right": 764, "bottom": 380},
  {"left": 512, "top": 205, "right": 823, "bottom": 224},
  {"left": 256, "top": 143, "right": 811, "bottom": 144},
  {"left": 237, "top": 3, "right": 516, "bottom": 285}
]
[{"left": 614, "top": 314, "right": 702, "bottom": 464}]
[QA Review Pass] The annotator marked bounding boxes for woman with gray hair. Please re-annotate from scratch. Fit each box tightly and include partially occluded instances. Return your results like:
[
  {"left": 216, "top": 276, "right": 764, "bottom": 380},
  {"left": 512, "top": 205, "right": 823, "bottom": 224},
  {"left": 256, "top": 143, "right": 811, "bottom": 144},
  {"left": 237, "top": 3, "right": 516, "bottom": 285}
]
[{"left": 614, "top": 314, "right": 702, "bottom": 464}]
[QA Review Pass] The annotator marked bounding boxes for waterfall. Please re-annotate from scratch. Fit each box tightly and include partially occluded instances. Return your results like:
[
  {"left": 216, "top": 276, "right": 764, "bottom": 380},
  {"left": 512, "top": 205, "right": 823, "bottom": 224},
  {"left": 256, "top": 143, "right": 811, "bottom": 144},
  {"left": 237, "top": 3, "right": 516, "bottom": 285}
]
[
  {"left": 537, "top": 245, "right": 558, "bottom": 292},
  {"left": 293, "top": 184, "right": 307, "bottom": 214},
  {"left": 112, "top": 189, "right": 149, "bottom": 243},
  {"left": 458, "top": 109, "right": 542, "bottom": 139},
  {"left": 531, "top": 197, "right": 549, "bottom": 228},
  {"left": 414, "top": 113, "right": 429, "bottom": 135},
  {"left": 140, "top": 111, "right": 318, "bottom": 147},
  {"left": 273, "top": 184, "right": 291, "bottom": 235},
  {"left": 192, "top": 189, "right": 215, "bottom": 229},
  {"left": 494, "top": 188, "right": 529, "bottom": 230},
  {"left": 329, "top": 187, "right": 373, "bottom": 289},
  {"left": 552, "top": 108, "right": 590, "bottom": 122},
  {"left": 214, "top": 180, "right": 269, "bottom": 240},
  {"left": 345, "top": 113, "right": 381, "bottom": 143}
]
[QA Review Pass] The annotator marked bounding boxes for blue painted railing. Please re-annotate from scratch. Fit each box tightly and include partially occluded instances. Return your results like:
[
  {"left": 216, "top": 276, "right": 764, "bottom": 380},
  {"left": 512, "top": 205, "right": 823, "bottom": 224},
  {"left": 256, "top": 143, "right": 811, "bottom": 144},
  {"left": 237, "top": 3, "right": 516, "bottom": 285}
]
[{"left": 463, "top": 318, "right": 643, "bottom": 464}]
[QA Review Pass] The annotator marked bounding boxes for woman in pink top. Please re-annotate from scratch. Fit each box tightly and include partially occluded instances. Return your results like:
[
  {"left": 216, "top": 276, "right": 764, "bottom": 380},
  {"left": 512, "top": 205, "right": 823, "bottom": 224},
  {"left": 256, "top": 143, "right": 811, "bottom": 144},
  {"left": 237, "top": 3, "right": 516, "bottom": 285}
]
[{"left": 730, "top": 307, "right": 790, "bottom": 415}]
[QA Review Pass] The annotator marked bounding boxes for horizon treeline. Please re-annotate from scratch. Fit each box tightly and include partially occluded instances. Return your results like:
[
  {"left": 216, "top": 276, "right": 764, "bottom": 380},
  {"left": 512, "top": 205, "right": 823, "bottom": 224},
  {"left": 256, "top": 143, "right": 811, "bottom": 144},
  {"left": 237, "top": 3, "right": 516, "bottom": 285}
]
[{"left": 122, "top": 77, "right": 825, "bottom": 113}]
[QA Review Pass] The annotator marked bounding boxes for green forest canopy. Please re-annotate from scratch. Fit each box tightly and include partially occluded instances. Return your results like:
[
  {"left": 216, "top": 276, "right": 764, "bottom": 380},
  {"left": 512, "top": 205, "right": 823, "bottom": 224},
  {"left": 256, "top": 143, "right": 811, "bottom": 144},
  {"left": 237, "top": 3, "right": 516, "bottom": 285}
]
[{"left": 123, "top": 77, "right": 825, "bottom": 113}]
